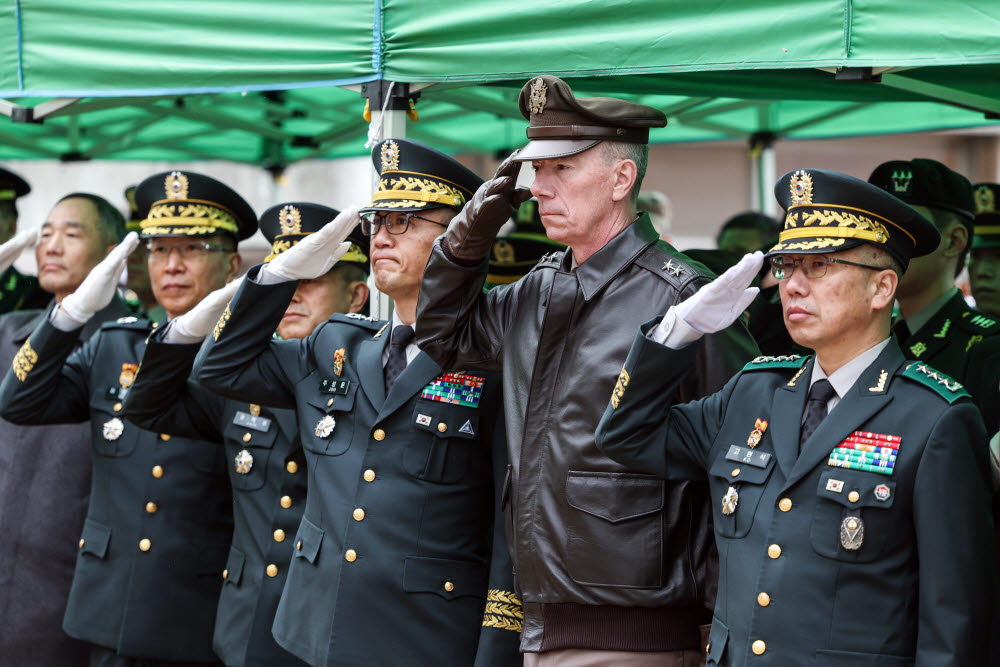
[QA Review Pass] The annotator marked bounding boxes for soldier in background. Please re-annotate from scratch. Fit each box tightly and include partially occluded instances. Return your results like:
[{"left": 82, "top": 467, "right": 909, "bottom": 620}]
[
  {"left": 121, "top": 185, "right": 163, "bottom": 320},
  {"left": 0, "top": 167, "right": 50, "bottom": 313},
  {"left": 970, "top": 183, "right": 1000, "bottom": 318}
]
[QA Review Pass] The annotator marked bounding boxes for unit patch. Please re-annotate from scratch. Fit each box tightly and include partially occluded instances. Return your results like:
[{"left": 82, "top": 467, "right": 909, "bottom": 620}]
[
  {"left": 874, "top": 484, "right": 891, "bottom": 501},
  {"left": 459, "top": 420, "right": 475, "bottom": 436}
]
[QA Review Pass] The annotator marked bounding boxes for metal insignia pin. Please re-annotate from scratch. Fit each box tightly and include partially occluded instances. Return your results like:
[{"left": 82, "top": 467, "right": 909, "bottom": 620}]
[
  {"left": 747, "top": 418, "right": 768, "bottom": 448},
  {"left": 103, "top": 418, "right": 124, "bottom": 441},
  {"left": 721, "top": 486, "right": 739, "bottom": 516},
  {"left": 315, "top": 415, "right": 336, "bottom": 438},
  {"left": 874, "top": 484, "right": 891, "bottom": 501},
  {"left": 840, "top": 516, "right": 865, "bottom": 550},
  {"left": 234, "top": 449, "right": 254, "bottom": 474},
  {"left": 333, "top": 348, "right": 346, "bottom": 377},
  {"left": 249, "top": 404, "right": 261, "bottom": 417}
]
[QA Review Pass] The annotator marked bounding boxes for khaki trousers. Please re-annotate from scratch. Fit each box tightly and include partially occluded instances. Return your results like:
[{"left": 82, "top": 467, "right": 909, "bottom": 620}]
[{"left": 523, "top": 648, "right": 705, "bottom": 667}]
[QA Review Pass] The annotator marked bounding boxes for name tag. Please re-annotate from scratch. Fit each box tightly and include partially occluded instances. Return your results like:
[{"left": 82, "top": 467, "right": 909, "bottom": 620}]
[
  {"left": 319, "top": 379, "right": 351, "bottom": 395},
  {"left": 725, "top": 445, "right": 772, "bottom": 469},
  {"left": 105, "top": 386, "right": 126, "bottom": 401},
  {"left": 233, "top": 411, "right": 272, "bottom": 432}
]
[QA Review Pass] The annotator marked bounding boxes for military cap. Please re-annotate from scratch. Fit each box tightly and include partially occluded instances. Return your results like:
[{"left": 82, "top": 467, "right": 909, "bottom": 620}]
[
  {"left": 123, "top": 185, "right": 142, "bottom": 234},
  {"left": 511, "top": 75, "right": 667, "bottom": 162},
  {"left": 487, "top": 199, "right": 564, "bottom": 285},
  {"left": 0, "top": 167, "right": 29, "bottom": 201},
  {"left": 361, "top": 139, "right": 483, "bottom": 214},
  {"left": 972, "top": 183, "right": 1000, "bottom": 249},
  {"left": 134, "top": 171, "right": 257, "bottom": 241},
  {"left": 766, "top": 168, "right": 940, "bottom": 270},
  {"left": 868, "top": 158, "right": 975, "bottom": 221},
  {"left": 261, "top": 202, "right": 368, "bottom": 265}
]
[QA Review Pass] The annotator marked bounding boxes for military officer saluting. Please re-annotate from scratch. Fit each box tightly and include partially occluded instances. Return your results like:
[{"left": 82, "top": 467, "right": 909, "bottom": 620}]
[
  {"left": 193, "top": 140, "right": 520, "bottom": 666},
  {"left": 596, "top": 169, "right": 995, "bottom": 665},
  {"left": 0, "top": 171, "right": 258, "bottom": 666},
  {"left": 122, "top": 203, "right": 370, "bottom": 666},
  {"left": 0, "top": 167, "right": 51, "bottom": 313}
]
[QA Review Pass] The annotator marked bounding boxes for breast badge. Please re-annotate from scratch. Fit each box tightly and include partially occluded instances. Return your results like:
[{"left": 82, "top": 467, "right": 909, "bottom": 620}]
[
  {"left": 874, "top": 484, "right": 891, "bottom": 501},
  {"left": 234, "top": 449, "right": 254, "bottom": 474},
  {"left": 333, "top": 348, "right": 346, "bottom": 377},
  {"left": 119, "top": 363, "right": 139, "bottom": 388},
  {"left": 103, "top": 418, "right": 124, "bottom": 441},
  {"left": 315, "top": 415, "right": 336, "bottom": 438},
  {"left": 747, "top": 418, "right": 768, "bottom": 448},
  {"left": 721, "top": 486, "right": 739, "bottom": 516},
  {"left": 840, "top": 516, "right": 865, "bottom": 550}
]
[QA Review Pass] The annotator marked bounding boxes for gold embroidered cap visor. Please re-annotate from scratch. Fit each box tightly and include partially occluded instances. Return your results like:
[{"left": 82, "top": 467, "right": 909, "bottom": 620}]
[
  {"left": 134, "top": 170, "right": 258, "bottom": 241},
  {"left": 361, "top": 138, "right": 483, "bottom": 214},
  {"left": 765, "top": 168, "right": 940, "bottom": 270},
  {"left": 259, "top": 202, "right": 369, "bottom": 265},
  {"left": 510, "top": 75, "right": 666, "bottom": 162}
]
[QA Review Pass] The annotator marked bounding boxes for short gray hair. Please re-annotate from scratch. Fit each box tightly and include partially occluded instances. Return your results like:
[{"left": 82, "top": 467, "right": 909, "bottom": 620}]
[
  {"left": 57, "top": 193, "right": 126, "bottom": 248},
  {"left": 598, "top": 141, "right": 648, "bottom": 205}
]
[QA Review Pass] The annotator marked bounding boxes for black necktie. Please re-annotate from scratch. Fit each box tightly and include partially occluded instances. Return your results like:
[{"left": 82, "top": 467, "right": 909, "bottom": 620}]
[
  {"left": 799, "top": 379, "right": 836, "bottom": 448},
  {"left": 383, "top": 325, "right": 414, "bottom": 393},
  {"left": 892, "top": 318, "right": 911, "bottom": 343}
]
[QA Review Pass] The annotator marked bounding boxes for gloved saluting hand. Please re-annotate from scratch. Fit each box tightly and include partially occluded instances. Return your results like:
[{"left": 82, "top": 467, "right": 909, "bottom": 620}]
[
  {"left": 165, "top": 276, "right": 245, "bottom": 344},
  {"left": 0, "top": 228, "right": 39, "bottom": 274},
  {"left": 59, "top": 231, "right": 140, "bottom": 326},
  {"left": 443, "top": 150, "right": 532, "bottom": 265},
  {"left": 261, "top": 205, "right": 360, "bottom": 283}
]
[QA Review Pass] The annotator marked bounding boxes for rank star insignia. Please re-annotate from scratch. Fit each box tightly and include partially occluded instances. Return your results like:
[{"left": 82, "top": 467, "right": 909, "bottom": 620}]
[
  {"left": 315, "top": 415, "right": 336, "bottom": 438},
  {"left": 103, "top": 418, "right": 124, "bottom": 441},
  {"left": 747, "top": 418, "right": 768, "bottom": 448},
  {"left": 234, "top": 449, "right": 254, "bottom": 474},
  {"left": 840, "top": 516, "right": 865, "bottom": 550},
  {"left": 662, "top": 259, "right": 683, "bottom": 276},
  {"left": 333, "top": 348, "right": 346, "bottom": 377},
  {"left": 119, "top": 363, "right": 139, "bottom": 388},
  {"left": 721, "top": 486, "right": 739, "bottom": 516}
]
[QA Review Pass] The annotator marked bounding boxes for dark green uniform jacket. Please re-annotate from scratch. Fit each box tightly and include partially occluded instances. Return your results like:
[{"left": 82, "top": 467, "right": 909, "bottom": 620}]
[
  {"left": 193, "top": 268, "right": 521, "bottom": 667},
  {"left": 596, "top": 326, "right": 995, "bottom": 666},
  {"left": 123, "top": 336, "right": 308, "bottom": 666},
  {"left": 897, "top": 290, "right": 1000, "bottom": 432},
  {"left": 0, "top": 312, "right": 234, "bottom": 662}
]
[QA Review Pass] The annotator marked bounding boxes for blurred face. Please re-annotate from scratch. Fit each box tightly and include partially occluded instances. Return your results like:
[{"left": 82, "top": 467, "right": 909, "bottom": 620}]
[
  {"left": 278, "top": 266, "right": 362, "bottom": 340},
  {"left": 127, "top": 242, "right": 152, "bottom": 294},
  {"left": 530, "top": 148, "right": 616, "bottom": 247},
  {"left": 970, "top": 247, "right": 1000, "bottom": 316},
  {"left": 719, "top": 228, "right": 766, "bottom": 255},
  {"left": 37, "top": 197, "right": 109, "bottom": 301},
  {"left": 368, "top": 209, "right": 450, "bottom": 301},
  {"left": 147, "top": 234, "right": 240, "bottom": 319}
]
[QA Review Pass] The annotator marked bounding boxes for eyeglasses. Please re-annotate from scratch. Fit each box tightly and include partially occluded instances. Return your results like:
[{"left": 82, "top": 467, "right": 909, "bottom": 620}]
[
  {"left": 769, "top": 255, "right": 890, "bottom": 280},
  {"left": 360, "top": 211, "right": 448, "bottom": 236},
  {"left": 145, "top": 240, "right": 232, "bottom": 262}
]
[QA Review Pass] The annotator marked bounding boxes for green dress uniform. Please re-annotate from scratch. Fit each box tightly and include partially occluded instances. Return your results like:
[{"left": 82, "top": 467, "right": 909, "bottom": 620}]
[
  {"left": 122, "top": 337, "right": 308, "bottom": 667},
  {"left": 0, "top": 314, "right": 233, "bottom": 662},
  {"left": 596, "top": 329, "right": 994, "bottom": 666},
  {"left": 193, "top": 270, "right": 521, "bottom": 667}
]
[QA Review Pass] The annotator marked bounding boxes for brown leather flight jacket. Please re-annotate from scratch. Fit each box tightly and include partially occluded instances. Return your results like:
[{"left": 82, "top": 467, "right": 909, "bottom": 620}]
[{"left": 416, "top": 215, "right": 759, "bottom": 653}]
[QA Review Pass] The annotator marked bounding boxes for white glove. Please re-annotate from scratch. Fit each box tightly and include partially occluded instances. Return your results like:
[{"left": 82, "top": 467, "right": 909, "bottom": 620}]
[
  {"left": 260, "top": 205, "right": 360, "bottom": 284},
  {"left": 0, "top": 228, "right": 39, "bottom": 273},
  {"left": 59, "top": 232, "right": 140, "bottom": 325},
  {"left": 675, "top": 251, "right": 763, "bottom": 333},
  {"left": 166, "top": 276, "right": 245, "bottom": 343}
]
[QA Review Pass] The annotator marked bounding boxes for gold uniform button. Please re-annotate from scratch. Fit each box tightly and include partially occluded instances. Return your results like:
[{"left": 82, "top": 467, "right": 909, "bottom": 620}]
[
  {"left": 159, "top": 433, "right": 170, "bottom": 441},
  {"left": 79, "top": 538, "right": 85, "bottom": 548},
  {"left": 152, "top": 322, "right": 159, "bottom": 329},
  {"left": 437, "top": 422, "right": 448, "bottom": 433},
  {"left": 345, "top": 549, "right": 357, "bottom": 562},
  {"left": 242, "top": 432, "right": 252, "bottom": 443},
  {"left": 280, "top": 495, "right": 292, "bottom": 509},
  {"left": 139, "top": 538, "right": 151, "bottom": 552},
  {"left": 848, "top": 490, "right": 860, "bottom": 503},
  {"left": 222, "top": 569, "right": 228, "bottom": 579},
  {"left": 286, "top": 460, "right": 298, "bottom": 474},
  {"left": 444, "top": 581, "right": 455, "bottom": 592},
  {"left": 152, "top": 465, "right": 164, "bottom": 479},
  {"left": 373, "top": 429, "right": 386, "bottom": 441},
  {"left": 353, "top": 508, "right": 365, "bottom": 521},
  {"left": 273, "top": 529, "right": 285, "bottom": 542},
  {"left": 145, "top": 502, "right": 158, "bottom": 514},
  {"left": 113, "top": 402, "right": 122, "bottom": 412},
  {"left": 778, "top": 498, "right": 792, "bottom": 512},
  {"left": 327, "top": 398, "right": 334, "bottom": 407},
  {"left": 731, "top": 467, "right": 741, "bottom": 477},
  {"left": 705, "top": 643, "right": 710, "bottom": 654},
  {"left": 757, "top": 592, "right": 770, "bottom": 607},
  {"left": 296, "top": 540, "right": 302, "bottom": 551},
  {"left": 752, "top": 640, "right": 766, "bottom": 655},
  {"left": 767, "top": 544, "right": 781, "bottom": 559},
  {"left": 363, "top": 469, "right": 376, "bottom": 483},
  {"left": 266, "top": 564, "right": 278, "bottom": 577}
]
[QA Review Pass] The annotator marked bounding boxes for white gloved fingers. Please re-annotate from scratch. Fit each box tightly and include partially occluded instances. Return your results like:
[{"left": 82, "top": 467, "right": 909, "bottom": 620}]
[
  {"left": 266, "top": 206, "right": 361, "bottom": 282},
  {"left": 328, "top": 241, "right": 353, "bottom": 266},
  {"left": 675, "top": 251, "right": 764, "bottom": 334},
  {"left": 0, "top": 227, "right": 41, "bottom": 270},
  {"left": 714, "top": 251, "right": 764, "bottom": 292},
  {"left": 59, "top": 232, "right": 140, "bottom": 324}
]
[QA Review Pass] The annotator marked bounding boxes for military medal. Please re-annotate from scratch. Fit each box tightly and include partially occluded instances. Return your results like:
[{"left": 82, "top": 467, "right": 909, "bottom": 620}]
[
  {"left": 119, "top": 363, "right": 139, "bottom": 389},
  {"left": 103, "top": 418, "right": 124, "bottom": 440},
  {"left": 827, "top": 431, "right": 901, "bottom": 476},
  {"left": 840, "top": 516, "right": 864, "bottom": 550},
  {"left": 721, "top": 486, "right": 739, "bottom": 516},
  {"left": 234, "top": 449, "right": 254, "bottom": 474},
  {"left": 249, "top": 404, "right": 261, "bottom": 417},
  {"left": 333, "top": 348, "right": 346, "bottom": 377},
  {"left": 315, "top": 415, "right": 336, "bottom": 438},
  {"left": 747, "top": 418, "right": 768, "bottom": 448}
]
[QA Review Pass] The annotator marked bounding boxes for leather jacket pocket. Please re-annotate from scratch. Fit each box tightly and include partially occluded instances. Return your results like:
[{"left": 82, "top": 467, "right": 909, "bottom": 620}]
[
  {"left": 810, "top": 469, "right": 896, "bottom": 563},
  {"left": 706, "top": 617, "right": 729, "bottom": 666},
  {"left": 564, "top": 470, "right": 664, "bottom": 588},
  {"left": 814, "top": 649, "right": 914, "bottom": 666},
  {"left": 709, "top": 454, "right": 776, "bottom": 538}
]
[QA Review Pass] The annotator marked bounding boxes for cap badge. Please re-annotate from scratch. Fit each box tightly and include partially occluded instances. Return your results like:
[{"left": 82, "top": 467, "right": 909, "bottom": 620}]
[
  {"left": 874, "top": 484, "right": 891, "bottom": 501},
  {"left": 529, "top": 77, "right": 548, "bottom": 115},
  {"left": 891, "top": 169, "right": 913, "bottom": 194},
  {"left": 279, "top": 205, "right": 302, "bottom": 235},
  {"left": 380, "top": 140, "right": 400, "bottom": 171},
  {"left": 492, "top": 239, "right": 516, "bottom": 265},
  {"left": 165, "top": 171, "right": 189, "bottom": 200},
  {"left": 789, "top": 170, "right": 814, "bottom": 205},
  {"left": 975, "top": 184, "right": 995, "bottom": 214}
]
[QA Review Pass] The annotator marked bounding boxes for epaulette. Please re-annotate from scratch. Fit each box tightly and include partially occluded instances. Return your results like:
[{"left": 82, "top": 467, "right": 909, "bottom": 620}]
[
  {"left": 900, "top": 362, "right": 970, "bottom": 404},
  {"left": 634, "top": 245, "right": 706, "bottom": 291},
  {"left": 534, "top": 251, "right": 564, "bottom": 269},
  {"left": 329, "top": 313, "right": 384, "bottom": 330},
  {"left": 742, "top": 354, "right": 810, "bottom": 372},
  {"left": 957, "top": 310, "right": 1000, "bottom": 335},
  {"left": 101, "top": 316, "right": 154, "bottom": 331}
]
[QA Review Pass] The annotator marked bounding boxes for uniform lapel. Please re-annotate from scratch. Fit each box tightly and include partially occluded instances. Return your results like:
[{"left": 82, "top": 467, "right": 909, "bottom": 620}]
[
  {"left": 355, "top": 326, "right": 391, "bottom": 409},
  {"left": 769, "top": 357, "right": 812, "bottom": 479},
  {"left": 377, "top": 351, "right": 441, "bottom": 422},
  {"left": 900, "top": 291, "right": 963, "bottom": 362},
  {"left": 785, "top": 344, "right": 905, "bottom": 488}
]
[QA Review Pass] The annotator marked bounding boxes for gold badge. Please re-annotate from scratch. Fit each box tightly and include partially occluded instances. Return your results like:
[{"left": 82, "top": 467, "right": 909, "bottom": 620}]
[
  {"left": 165, "top": 171, "right": 189, "bottom": 200},
  {"left": 315, "top": 415, "right": 336, "bottom": 438},
  {"left": 119, "top": 363, "right": 139, "bottom": 389},
  {"left": 103, "top": 418, "right": 124, "bottom": 441},
  {"left": 840, "top": 516, "right": 864, "bottom": 550},
  {"left": 747, "top": 418, "right": 768, "bottom": 448},
  {"left": 279, "top": 205, "right": 302, "bottom": 235},
  {"left": 213, "top": 305, "right": 231, "bottom": 342},
  {"left": 249, "top": 404, "right": 261, "bottom": 417},
  {"left": 610, "top": 366, "right": 630, "bottom": 409},
  {"left": 380, "top": 140, "right": 400, "bottom": 172},
  {"left": 721, "top": 486, "right": 739, "bottom": 516},
  {"left": 12, "top": 339, "right": 37, "bottom": 382},
  {"left": 789, "top": 170, "right": 814, "bottom": 206},
  {"left": 492, "top": 239, "right": 516, "bottom": 265},
  {"left": 234, "top": 449, "right": 254, "bottom": 474},
  {"left": 529, "top": 77, "right": 548, "bottom": 115},
  {"left": 333, "top": 348, "right": 346, "bottom": 377},
  {"left": 975, "top": 185, "right": 995, "bottom": 214}
]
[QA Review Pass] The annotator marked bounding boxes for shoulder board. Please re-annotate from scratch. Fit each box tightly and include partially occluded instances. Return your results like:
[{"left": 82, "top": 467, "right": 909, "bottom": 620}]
[
  {"left": 900, "top": 362, "right": 970, "bottom": 404},
  {"left": 532, "top": 251, "right": 564, "bottom": 270},
  {"left": 742, "top": 354, "right": 810, "bottom": 372},
  {"left": 329, "top": 313, "right": 384, "bottom": 330},
  {"left": 634, "top": 244, "right": 709, "bottom": 290},
  {"left": 101, "top": 316, "right": 153, "bottom": 331},
  {"left": 957, "top": 310, "right": 1000, "bottom": 335}
]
